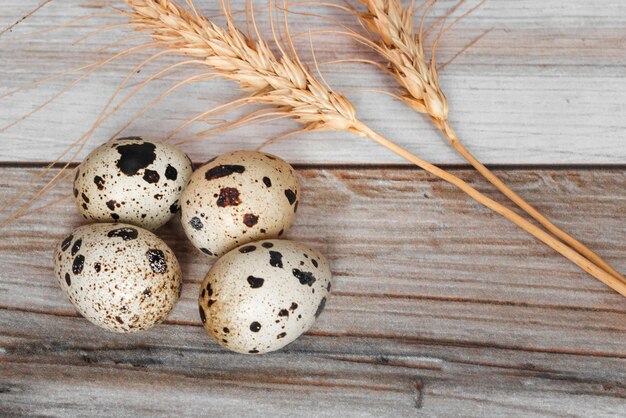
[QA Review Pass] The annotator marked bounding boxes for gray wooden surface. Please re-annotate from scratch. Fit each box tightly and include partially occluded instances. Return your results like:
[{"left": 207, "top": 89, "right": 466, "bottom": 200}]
[
  {"left": 1, "top": 0, "right": 625, "bottom": 417},
  {"left": 1, "top": 0, "right": 626, "bottom": 163}
]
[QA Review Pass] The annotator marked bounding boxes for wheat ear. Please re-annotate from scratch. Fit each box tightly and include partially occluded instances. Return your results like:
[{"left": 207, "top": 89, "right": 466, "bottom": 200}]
[
  {"left": 350, "top": 0, "right": 626, "bottom": 284},
  {"left": 122, "top": 0, "right": 626, "bottom": 297}
]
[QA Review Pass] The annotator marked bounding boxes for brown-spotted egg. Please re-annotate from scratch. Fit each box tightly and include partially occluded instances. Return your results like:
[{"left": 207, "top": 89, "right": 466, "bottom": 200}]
[
  {"left": 73, "top": 136, "right": 193, "bottom": 230},
  {"left": 198, "top": 239, "right": 331, "bottom": 354},
  {"left": 54, "top": 223, "right": 182, "bottom": 333},
  {"left": 180, "top": 151, "right": 300, "bottom": 257}
]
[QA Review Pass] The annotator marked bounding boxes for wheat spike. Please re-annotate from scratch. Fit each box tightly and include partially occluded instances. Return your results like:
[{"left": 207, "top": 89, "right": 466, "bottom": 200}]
[
  {"left": 120, "top": 0, "right": 626, "bottom": 296},
  {"left": 353, "top": 0, "right": 626, "bottom": 284},
  {"left": 125, "top": 0, "right": 357, "bottom": 132}
]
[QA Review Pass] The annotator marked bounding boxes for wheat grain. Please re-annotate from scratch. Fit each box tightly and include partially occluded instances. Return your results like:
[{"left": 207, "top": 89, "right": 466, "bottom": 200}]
[
  {"left": 119, "top": 0, "right": 626, "bottom": 296},
  {"left": 352, "top": 0, "right": 626, "bottom": 284}
]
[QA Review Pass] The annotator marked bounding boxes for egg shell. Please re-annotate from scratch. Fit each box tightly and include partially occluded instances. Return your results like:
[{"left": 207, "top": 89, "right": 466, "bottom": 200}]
[
  {"left": 181, "top": 151, "right": 300, "bottom": 257},
  {"left": 54, "top": 223, "right": 182, "bottom": 333},
  {"left": 198, "top": 239, "right": 331, "bottom": 354},
  {"left": 73, "top": 137, "right": 193, "bottom": 231}
]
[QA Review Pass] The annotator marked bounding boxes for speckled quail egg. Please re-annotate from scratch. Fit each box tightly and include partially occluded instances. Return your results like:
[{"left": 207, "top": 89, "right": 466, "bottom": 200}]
[
  {"left": 198, "top": 239, "right": 331, "bottom": 354},
  {"left": 54, "top": 223, "right": 182, "bottom": 333},
  {"left": 73, "top": 136, "right": 193, "bottom": 231},
  {"left": 180, "top": 151, "right": 300, "bottom": 258}
]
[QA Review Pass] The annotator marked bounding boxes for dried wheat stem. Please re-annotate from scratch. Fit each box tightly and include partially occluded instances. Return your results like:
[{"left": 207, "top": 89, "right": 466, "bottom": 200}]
[
  {"left": 354, "top": 0, "right": 626, "bottom": 284},
  {"left": 353, "top": 121, "right": 626, "bottom": 297},
  {"left": 122, "top": 0, "right": 625, "bottom": 296},
  {"left": 434, "top": 118, "right": 626, "bottom": 283}
]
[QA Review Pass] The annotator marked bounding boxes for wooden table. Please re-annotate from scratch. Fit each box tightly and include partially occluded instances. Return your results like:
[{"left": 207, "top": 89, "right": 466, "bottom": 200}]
[{"left": 1, "top": 1, "right": 625, "bottom": 416}]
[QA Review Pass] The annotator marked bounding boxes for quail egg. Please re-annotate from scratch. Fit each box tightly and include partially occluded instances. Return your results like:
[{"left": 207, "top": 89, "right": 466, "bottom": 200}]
[
  {"left": 54, "top": 223, "right": 182, "bottom": 332},
  {"left": 73, "top": 136, "right": 193, "bottom": 230},
  {"left": 198, "top": 239, "right": 331, "bottom": 354},
  {"left": 181, "top": 151, "right": 300, "bottom": 257}
]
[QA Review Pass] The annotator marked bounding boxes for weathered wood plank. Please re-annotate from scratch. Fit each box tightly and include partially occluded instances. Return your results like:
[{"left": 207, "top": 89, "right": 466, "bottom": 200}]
[
  {"left": 1, "top": 0, "right": 626, "bottom": 164},
  {"left": 1, "top": 166, "right": 625, "bottom": 415},
  {"left": 1, "top": 167, "right": 625, "bottom": 348},
  {"left": 1, "top": 310, "right": 625, "bottom": 416}
]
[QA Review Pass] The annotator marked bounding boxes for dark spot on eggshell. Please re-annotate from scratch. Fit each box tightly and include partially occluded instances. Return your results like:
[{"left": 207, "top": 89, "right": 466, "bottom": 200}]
[
  {"left": 278, "top": 229, "right": 284, "bottom": 237},
  {"left": 312, "top": 259, "right": 318, "bottom": 268},
  {"left": 81, "top": 203, "right": 88, "bottom": 210},
  {"left": 249, "top": 349, "right": 259, "bottom": 354},
  {"left": 61, "top": 235, "right": 73, "bottom": 252},
  {"left": 250, "top": 321, "right": 262, "bottom": 332},
  {"left": 169, "top": 201, "right": 180, "bottom": 214},
  {"left": 72, "top": 255, "right": 85, "bottom": 274},
  {"left": 284, "top": 189, "right": 296, "bottom": 205},
  {"left": 223, "top": 327, "right": 230, "bottom": 333},
  {"left": 154, "top": 194, "right": 163, "bottom": 200},
  {"left": 64, "top": 273, "right": 71, "bottom": 286},
  {"left": 146, "top": 249, "right": 166, "bottom": 273},
  {"left": 216, "top": 187, "right": 241, "bottom": 207},
  {"left": 205, "top": 164, "right": 245, "bottom": 180},
  {"left": 106, "top": 200, "right": 117, "bottom": 211},
  {"left": 115, "top": 316, "right": 124, "bottom": 324},
  {"left": 80, "top": 193, "right": 90, "bottom": 203},
  {"left": 143, "top": 169, "right": 160, "bottom": 184},
  {"left": 262, "top": 242, "right": 273, "bottom": 249},
  {"left": 107, "top": 227, "right": 138, "bottom": 241},
  {"left": 262, "top": 176, "right": 272, "bottom": 187},
  {"left": 269, "top": 251, "right": 283, "bottom": 268},
  {"left": 277, "top": 332, "right": 286, "bottom": 339},
  {"left": 290, "top": 302, "right": 298, "bottom": 311},
  {"left": 111, "top": 213, "right": 120, "bottom": 220},
  {"left": 94, "top": 263, "right": 101, "bottom": 273},
  {"left": 206, "top": 283, "right": 213, "bottom": 297},
  {"left": 143, "top": 288, "right": 152, "bottom": 296},
  {"left": 247, "top": 276, "right": 264, "bottom": 288},
  {"left": 190, "top": 217, "right": 203, "bottom": 230},
  {"left": 94, "top": 175, "right": 105, "bottom": 190},
  {"left": 243, "top": 213, "right": 259, "bottom": 227},
  {"left": 292, "top": 269, "right": 316, "bottom": 286},
  {"left": 278, "top": 309, "right": 289, "bottom": 317},
  {"left": 239, "top": 245, "right": 256, "bottom": 253},
  {"left": 165, "top": 164, "right": 178, "bottom": 180},
  {"left": 208, "top": 299, "right": 216, "bottom": 307},
  {"left": 73, "top": 188, "right": 79, "bottom": 198},
  {"left": 199, "top": 306, "right": 206, "bottom": 323},
  {"left": 200, "top": 248, "right": 213, "bottom": 256},
  {"left": 71, "top": 239, "right": 82, "bottom": 256},
  {"left": 315, "top": 297, "right": 327, "bottom": 318},
  {"left": 115, "top": 142, "right": 156, "bottom": 176}
]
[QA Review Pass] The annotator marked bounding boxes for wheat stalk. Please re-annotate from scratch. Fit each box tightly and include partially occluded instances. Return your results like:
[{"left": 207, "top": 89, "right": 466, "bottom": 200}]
[
  {"left": 350, "top": 0, "right": 626, "bottom": 284},
  {"left": 121, "top": 0, "right": 626, "bottom": 296}
]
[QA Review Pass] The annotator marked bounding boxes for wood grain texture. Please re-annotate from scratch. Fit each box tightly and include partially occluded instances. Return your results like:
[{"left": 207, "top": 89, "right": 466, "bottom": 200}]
[
  {"left": 1, "top": 167, "right": 625, "bottom": 416},
  {"left": 1, "top": 0, "right": 626, "bottom": 164}
]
